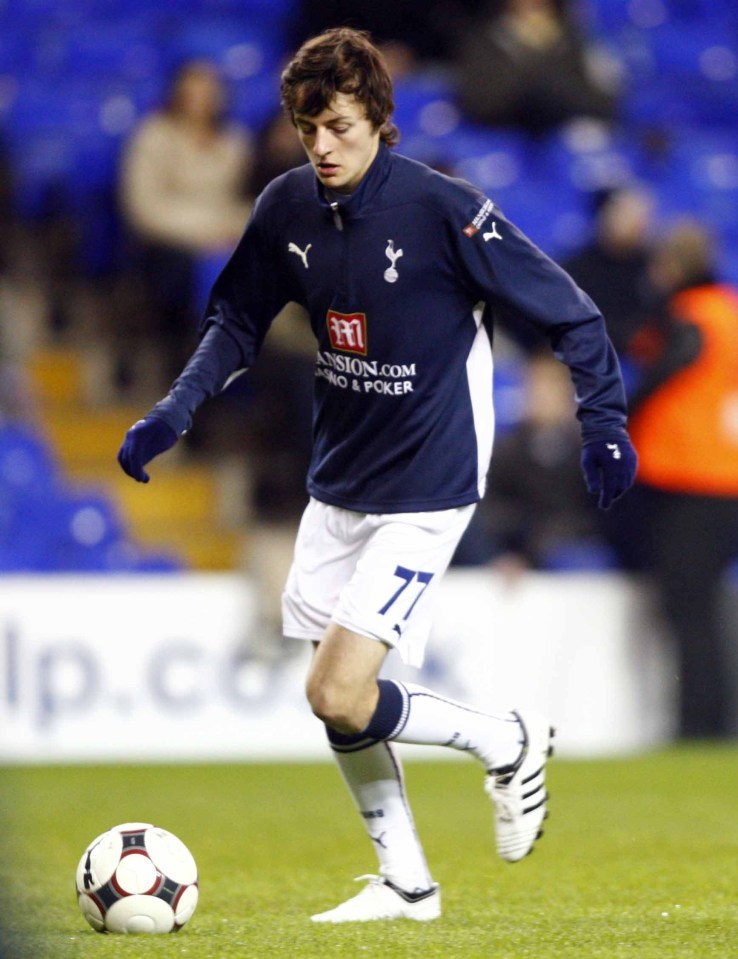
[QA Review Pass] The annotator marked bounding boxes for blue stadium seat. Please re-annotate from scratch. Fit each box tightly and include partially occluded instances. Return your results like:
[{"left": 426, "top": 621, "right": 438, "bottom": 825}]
[
  {"left": 49, "top": 488, "right": 124, "bottom": 571},
  {"left": 650, "top": 130, "right": 738, "bottom": 240},
  {"left": 577, "top": 0, "right": 632, "bottom": 34},
  {"left": 444, "top": 126, "right": 591, "bottom": 255},
  {"left": 0, "top": 28, "right": 34, "bottom": 71},
  {"left": 4, "top": 84, "right": 76, "bottom": 216},
  {"left": 0, "top": 423, "right": 58, "bottom": 496},
  {"left": 0, "top": 0, "right": 97, "bottom": 30},
  {"left": 683, "top": 80, "right": 738, "bottom": 130},
  {"left": 162, "top": 16, "right": 288, "bottom": 132},
  {"left": 0, "top": 424, "right": 60, "bottom": 570},
  {"left": 501, "top": 185, "right": 589, "bottom": 258},
  {"left": 717, "top": 241, "right": 738, "bottom": 286},
  {"left": 0, "top": 423, "right": 182, "bottom": 572},
  {"left": 38, "top": 20, "right": 163, "bottom": 84},
  {"left": 390, "top": 74, "right": 463, "bottom": 169},
  {"left": 393, "top": 73, "right": 458, "bottom": 128},
  {"left": 448, "top": 125, "right": 533, "bottom": 195},
  {"left": 643, "top": 21, "right": 735, "bottom": 77},
  {"left": 229, "top": 69, "right": 282, "bottom": 133},
  {"left": 165, "top": 17, "right": 286, "bottom": 78},
  {"left": 583, "top": 0, "right": 738, "bottom": 38},
  {"left": 623, "top": 78, "right": 708, "bottom": 130},
  {"left": 540, "top": 126, "right": 643, "bottom": 196},
  {"left": 6, "top": 79, "right": 131, "bottom": 215},
  {"left": 663, "top": 0, "right": 738, "bottom": 21},
  {"left": 215, "top": 0, "right": 297, "bottom": 14},
  {"left": 51, "top": 490, "right": 183, "bottom": 572}
]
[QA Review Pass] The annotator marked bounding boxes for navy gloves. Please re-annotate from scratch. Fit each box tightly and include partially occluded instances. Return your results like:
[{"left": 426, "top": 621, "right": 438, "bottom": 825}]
[
  {"left": 118, "top": 415, "right": 637, "bottom": 514},
  {"left": 581, "top": 438, "right": 638, "bottom": 510},
  {"left": 118, "top": 416, "right": 179, "bottom": 483}
]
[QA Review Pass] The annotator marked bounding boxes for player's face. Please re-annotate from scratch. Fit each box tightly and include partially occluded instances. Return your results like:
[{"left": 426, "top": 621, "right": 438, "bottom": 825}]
[{"left": 294, "top": 93, "right": 381, "bottom": 195}]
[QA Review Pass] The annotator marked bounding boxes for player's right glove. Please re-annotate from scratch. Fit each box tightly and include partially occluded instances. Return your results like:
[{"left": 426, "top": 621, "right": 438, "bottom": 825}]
[
  {"left": 117, "top": 416, "right": 179, "bottom": 483},
  {"left": 581, "top": 437, "right": 638, "bottom": 510}
]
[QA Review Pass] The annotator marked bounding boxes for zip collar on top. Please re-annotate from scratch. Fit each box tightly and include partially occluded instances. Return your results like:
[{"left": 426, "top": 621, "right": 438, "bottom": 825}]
[{"left": 314, "top": 142, "right": 393, "bottom": 224}]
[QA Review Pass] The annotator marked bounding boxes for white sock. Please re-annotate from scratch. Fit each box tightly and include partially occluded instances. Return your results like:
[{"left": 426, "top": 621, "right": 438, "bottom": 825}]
[
  {"left": 332, "top": 740, "right": 433, "bottom": 894},
  {"left": 391, "top": 682, "right": 524, "bottom": 771}
]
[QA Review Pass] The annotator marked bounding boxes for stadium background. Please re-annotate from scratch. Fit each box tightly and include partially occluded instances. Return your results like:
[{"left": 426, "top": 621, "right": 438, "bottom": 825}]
[{"left": 1, "top": 0, "right": 738, "bottom": 764}]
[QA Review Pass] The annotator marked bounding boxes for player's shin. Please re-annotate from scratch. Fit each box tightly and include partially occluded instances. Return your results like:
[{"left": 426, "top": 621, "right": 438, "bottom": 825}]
[{"left": 326, "top": 733, "right": 433, "bottom": 895}]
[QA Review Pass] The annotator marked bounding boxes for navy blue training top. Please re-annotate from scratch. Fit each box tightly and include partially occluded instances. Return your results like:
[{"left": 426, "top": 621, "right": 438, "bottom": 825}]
[{"left": 152, "top": 144, "right": 629, "bottom": 514}]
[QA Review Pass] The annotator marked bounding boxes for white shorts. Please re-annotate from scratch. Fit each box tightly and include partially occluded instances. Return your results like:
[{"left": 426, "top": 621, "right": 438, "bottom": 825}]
[{"left": 282, "top": 497, "right": 475, "bottom": 667}]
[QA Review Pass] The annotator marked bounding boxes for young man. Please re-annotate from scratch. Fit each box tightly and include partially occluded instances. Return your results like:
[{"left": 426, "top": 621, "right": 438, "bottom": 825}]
[{"left": 118, "top": 28, "right": 637, "bottom": 922}]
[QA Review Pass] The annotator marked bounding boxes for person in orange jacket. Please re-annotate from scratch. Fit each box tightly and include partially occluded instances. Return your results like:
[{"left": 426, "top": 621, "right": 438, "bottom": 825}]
[{"left": 627, "top": 221, "right": 738, "bottom": 738}]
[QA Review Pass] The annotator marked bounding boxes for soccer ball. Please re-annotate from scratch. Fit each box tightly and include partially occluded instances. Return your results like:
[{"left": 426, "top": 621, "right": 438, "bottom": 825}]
[{"left": 75, "top": 822, "right": 199, "bottom": 934}]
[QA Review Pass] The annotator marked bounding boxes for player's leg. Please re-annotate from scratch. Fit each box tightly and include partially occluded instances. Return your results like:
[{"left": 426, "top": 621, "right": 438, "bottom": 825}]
[
  {"left": 309, "top": 626, "right": 552, "bottom": 866},
  {"left": 307, "top": 620, "right": 528, "bottom": 886},
  {"left": 317, "top": 738, "right": 440, "bottom": 923},
  {"left": 283, "top": 501, "right": 439, "bottom": 922},
  {"left": 307, "top": 626, "right": 439, "bottom": 922},
  {"left": 287, "top": 501, "right": 553, "bottom": 921},
  {"left": 308, "top": 620, "right": 527, "bottom": 774},
  {"left": 329, "top": 739, "right": 432, "bottom": 893},
  {"left": 307, "top": 506, "right": 553, "bottom": 868}
]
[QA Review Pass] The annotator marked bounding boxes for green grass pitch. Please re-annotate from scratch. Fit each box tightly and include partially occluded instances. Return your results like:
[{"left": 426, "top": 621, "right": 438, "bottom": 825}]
[{"left": 1, "top": 747, "right": 737, "bottom": 958}]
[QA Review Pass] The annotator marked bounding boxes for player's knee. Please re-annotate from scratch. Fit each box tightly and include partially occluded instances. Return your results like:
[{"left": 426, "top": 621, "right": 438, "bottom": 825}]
[{"left": 306, "top": 678, "right": 365, "bottom": 734}]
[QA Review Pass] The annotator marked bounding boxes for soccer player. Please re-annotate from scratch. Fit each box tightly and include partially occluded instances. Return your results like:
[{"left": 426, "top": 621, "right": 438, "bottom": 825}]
[{"left": 118, "top": 27, "right": 637, "bottom": 922}]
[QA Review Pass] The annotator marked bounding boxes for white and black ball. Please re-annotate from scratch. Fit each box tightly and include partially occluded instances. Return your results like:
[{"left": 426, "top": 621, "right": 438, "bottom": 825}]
[{"left": 75, "top": 822, "right": 198, "bottom": 934}]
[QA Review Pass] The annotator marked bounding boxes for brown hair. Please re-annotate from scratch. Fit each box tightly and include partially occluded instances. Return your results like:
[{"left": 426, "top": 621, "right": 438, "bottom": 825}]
[
  {"left": 165, "top": 60, "right": 226, "bottom": 130},
  {"left": 280, "top": 27, "right": 399, "bottom": 146}
]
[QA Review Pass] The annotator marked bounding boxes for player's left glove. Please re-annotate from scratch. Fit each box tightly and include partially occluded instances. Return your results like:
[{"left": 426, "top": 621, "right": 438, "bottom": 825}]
[{"left": 581, "top": 437, "right": 638, "bottom": 510}]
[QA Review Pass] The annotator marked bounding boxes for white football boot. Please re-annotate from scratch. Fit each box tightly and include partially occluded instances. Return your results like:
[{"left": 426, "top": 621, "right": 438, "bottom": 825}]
[
  {"left": 310, "top": 875, "right": 441, "bottom": 923},
  {"left": 485, "top": 710, "right": 555, "bottom": 862}
]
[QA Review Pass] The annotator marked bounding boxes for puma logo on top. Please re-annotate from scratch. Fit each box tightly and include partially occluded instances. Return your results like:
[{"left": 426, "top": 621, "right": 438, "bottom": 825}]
[
  {"left": 483, "top": 222, "right": 503, "bottom": 242},
  {"left": 288, "top": 241, "right": 312, "bottom": 269}
]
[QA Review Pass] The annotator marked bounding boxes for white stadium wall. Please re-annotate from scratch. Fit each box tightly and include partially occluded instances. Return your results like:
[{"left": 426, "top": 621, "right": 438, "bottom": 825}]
[{"left": 0, "top": 571, "right": 676, "bottom": 763}]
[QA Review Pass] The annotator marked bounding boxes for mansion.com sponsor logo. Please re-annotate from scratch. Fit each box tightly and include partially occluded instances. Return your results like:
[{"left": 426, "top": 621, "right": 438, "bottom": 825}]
[{"left": 315, "top": 349, "right": 417, "bottom": 396}]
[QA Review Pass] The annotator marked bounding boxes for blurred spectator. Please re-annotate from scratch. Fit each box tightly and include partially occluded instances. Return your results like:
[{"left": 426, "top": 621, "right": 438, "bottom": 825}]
[
  {"left": 116, "top": 61, "right": 254, "bottom": 391},
  {"left": 454, "top": 351, "right": 605, "bottom": 570},
  {"left": 455, "top": 0, "right": 619, "bottom": 136},
  {"left": 248, "top": 113, "right": 308, "bottom": 197},
  {"left": 564, "top": 187, "right": 655, "bottom": 359},
  {"left": 623, "top": 221, "right": 738, "bottom": 738}
]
